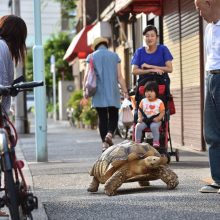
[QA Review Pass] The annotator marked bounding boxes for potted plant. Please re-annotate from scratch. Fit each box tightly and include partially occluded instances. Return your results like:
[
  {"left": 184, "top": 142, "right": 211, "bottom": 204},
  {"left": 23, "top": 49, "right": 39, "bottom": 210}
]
[{"left": 80, "top": 99, "right": 98, "bottom": 129}]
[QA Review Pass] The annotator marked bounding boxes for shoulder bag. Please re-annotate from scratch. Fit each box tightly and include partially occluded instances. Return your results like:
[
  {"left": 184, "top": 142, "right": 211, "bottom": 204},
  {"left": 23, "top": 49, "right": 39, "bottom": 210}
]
[{"left": 84, "top": 55, "right": 96, "bottom": 98}]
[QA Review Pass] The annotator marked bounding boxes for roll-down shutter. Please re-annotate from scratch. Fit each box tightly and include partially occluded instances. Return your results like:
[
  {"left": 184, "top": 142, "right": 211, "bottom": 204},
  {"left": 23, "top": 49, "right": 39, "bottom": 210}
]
[{"left": 163, "top": 0, "right": 202, "bottom": 150}]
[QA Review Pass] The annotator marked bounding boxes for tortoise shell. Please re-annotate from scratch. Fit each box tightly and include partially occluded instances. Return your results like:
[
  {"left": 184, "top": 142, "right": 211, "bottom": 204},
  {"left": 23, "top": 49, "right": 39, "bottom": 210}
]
[{"left": 90, "top": 140, "right": 165, "bottom": 183}]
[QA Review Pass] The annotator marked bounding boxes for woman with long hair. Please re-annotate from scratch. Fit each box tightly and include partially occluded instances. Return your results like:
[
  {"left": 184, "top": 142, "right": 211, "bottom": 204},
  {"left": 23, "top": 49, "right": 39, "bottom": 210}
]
[
  {"left": 0, "top": 15, "right": 27, "bottom": 217},
  {"left": 0, "top": 15, "right": 27, "bottom": 113}
]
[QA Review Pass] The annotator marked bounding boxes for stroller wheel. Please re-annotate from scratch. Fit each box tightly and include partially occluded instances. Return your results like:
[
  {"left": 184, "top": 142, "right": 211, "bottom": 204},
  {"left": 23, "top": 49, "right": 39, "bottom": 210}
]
[{"left": 175, "top": 149, "right": 180, "bottom": 162}]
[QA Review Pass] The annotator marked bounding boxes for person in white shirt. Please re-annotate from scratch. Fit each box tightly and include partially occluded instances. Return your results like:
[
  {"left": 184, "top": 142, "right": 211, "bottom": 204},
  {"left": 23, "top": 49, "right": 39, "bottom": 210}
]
[{"left": 195, "top": 0, "right": 220, "bottom": 193}]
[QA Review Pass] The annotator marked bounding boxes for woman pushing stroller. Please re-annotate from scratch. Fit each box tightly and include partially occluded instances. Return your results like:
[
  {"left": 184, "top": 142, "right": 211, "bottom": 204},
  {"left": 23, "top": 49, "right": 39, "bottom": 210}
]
[
  {"left": 131, "top": 25, "right": 173, "bottom": 147},
  {"left": 131, "top": 25, "right": 178, "bottom": 160}
]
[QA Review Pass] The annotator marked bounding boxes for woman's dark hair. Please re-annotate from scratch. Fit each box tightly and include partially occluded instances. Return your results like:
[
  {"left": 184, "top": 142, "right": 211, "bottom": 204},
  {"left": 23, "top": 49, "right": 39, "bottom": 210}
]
[
  {"left": 95, "top": 42, "right": 108, "bottom": 51},
  {"left": 0, "top": 15, "right": 27, "bottom": 66},
  {"left": 143, "top": 25, "right": 158, "bottom": 36},
  {"left": 144, "top": 81, "right": 159, "bottom": 97}
]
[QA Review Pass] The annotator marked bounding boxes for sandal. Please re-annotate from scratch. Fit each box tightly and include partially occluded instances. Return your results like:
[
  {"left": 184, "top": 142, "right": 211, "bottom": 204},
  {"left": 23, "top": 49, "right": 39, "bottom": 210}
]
[
  {"left": 104, "top": 133, "right": 114, "bottom": 146},
  {"left": 199, "top": 183, "right": 220, "bottom": 193},
  {"left": 102, "top": 142, "right": 109, "bottom": 153}
]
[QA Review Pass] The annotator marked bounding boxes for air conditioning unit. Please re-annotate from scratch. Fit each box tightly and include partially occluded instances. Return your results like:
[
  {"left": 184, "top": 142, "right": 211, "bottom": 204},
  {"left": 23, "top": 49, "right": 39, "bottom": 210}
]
[{"left": 87, "top": 22, "right": 112, "bottom": 46}]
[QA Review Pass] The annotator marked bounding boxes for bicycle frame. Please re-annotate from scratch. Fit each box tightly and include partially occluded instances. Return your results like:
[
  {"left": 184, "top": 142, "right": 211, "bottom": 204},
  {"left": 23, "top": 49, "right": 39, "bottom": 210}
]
[{"left": 0, "top": 80, "right": 41, "bottom": 219}]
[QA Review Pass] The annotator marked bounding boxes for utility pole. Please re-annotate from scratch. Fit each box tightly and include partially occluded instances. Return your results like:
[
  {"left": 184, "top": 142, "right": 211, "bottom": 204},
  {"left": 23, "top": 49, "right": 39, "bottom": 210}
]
[
  {"left": 12, "top": 0, "right": 28, "bottom": 134},
  {"left": 33, "top": 0, "right": 48, "bottom": 162}
]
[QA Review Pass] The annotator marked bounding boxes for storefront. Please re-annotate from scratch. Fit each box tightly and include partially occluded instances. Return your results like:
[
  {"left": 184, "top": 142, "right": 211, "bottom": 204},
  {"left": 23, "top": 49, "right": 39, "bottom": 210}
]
[{"left": 163, "top": 0, "right": 205, "bottom": 150}]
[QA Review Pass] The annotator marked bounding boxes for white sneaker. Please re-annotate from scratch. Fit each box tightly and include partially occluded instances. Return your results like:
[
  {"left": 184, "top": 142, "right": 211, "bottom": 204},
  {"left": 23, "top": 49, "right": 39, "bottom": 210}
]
[{"left": 199, "top": 182, "right": 220, "bottom": 193}]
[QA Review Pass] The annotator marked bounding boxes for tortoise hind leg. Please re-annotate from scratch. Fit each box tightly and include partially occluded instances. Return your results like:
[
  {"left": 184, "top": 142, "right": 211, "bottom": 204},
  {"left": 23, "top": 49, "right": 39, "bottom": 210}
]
[
  {"left": 87, "top": 177, "right": 100, "bottom": 192},
  {"left": 158, "top": 166, "right": 179, "bottom": 189},
  {"left": 104, "top": 167, "right": 127, "bottom": 196}
]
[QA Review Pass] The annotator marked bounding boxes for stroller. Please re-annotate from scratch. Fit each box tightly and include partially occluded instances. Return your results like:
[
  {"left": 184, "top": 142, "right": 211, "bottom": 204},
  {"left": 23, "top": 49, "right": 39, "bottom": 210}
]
[{"left": 132, "top": 74, "right": 179, "bottom": 162}]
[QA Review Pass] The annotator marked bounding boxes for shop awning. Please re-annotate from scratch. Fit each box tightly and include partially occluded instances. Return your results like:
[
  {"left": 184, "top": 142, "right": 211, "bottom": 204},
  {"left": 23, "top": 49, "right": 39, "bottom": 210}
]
[
  {"left": 63, "top": 25, "right": 94, "bottom": 62},
  {"left": 115, "top": 0, "right": 162, "bottom": 16}
]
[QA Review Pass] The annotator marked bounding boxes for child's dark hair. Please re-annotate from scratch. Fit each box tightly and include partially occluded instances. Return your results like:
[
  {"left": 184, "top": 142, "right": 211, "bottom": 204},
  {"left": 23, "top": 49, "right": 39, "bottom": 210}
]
[{"left": 144, "top": 81, "right": 159, "bottom": 97}]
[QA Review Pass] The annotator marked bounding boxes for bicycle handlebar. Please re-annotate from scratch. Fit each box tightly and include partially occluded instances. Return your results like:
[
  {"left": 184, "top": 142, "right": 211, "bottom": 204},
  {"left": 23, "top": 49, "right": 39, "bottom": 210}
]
[
  {"left": 0, "top": 81, "right": 44, "bottom": 96},
  {"left": 13, "top": 81, "right": 44, "bottom": 89}
]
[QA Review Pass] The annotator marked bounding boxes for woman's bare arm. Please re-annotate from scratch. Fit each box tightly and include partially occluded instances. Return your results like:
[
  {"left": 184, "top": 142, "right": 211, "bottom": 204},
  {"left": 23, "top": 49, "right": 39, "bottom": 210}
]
[{"left": 117, "top": 63, "right": 129, "bottom": 98}]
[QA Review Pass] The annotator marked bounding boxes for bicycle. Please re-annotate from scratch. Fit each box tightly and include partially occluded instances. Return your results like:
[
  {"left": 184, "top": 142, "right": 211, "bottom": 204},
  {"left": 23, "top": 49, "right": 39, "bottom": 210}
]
[{"left": 0, "top": 78, "right": 43, "bottom": 219}]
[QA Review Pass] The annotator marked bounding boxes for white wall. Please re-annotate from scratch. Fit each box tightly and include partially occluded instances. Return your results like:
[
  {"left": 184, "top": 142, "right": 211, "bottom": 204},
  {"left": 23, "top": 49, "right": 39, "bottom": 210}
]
[
  {"left": 58, "top": 80, "right": 74, "bottom": 120},
  {"left": 0, "top": 0, "right": 62, "bottom": 47}
]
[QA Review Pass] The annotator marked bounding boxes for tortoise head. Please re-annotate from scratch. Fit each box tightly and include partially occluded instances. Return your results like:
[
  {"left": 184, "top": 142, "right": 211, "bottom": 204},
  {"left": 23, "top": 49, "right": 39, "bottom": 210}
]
[{"left": 144, "top": 156, "right": 161, "bottom": 168}]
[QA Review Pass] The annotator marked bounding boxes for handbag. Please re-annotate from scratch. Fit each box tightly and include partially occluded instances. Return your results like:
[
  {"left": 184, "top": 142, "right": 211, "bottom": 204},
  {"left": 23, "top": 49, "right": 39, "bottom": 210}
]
[
  {"left": 122, "top": 106, "right": 134, "bottom": 126},
  {"left": 84, "top": 55, "right": 96, "bottom": 98}
]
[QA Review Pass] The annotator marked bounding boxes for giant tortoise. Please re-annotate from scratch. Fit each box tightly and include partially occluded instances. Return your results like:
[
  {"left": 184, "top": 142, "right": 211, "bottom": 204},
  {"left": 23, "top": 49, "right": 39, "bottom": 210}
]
[{"left": 87, "top": 140, "right": 179, "bottom": 196}]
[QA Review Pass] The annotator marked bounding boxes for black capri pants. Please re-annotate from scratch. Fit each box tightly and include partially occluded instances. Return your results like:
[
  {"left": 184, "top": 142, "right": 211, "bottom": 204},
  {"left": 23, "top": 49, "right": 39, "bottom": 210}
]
[{"left": 95, "top": 107, "right": 119, "bottom": 142}]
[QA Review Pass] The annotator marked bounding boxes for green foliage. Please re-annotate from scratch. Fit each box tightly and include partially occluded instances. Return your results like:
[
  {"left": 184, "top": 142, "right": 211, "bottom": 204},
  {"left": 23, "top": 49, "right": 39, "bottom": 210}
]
[
  {"left": 44, "top": 32, "right": 73, "bottom": 88},
  {"left": 55, "top": 0, "right": 76, "bottom": 18},
  {"left": 68, "top": 90, "right": 83, "bottom": 122},
  {"left": 47, "top": 103, "right": 53, "bottom": 113},
  {"left": 25, "top": 32, "right": 73, "bottom": 91},
  {"left": 80, "top": 100, "right": 98, "bottom": 126},
  {"left": 25, "top": 49, "right": 33, "bottom": 82},
  {"left": 67, "top": 90, "right": 83, "bottom": 109},
  {"left": 67, "top": 90, "right": 98, "bottom": 127}
]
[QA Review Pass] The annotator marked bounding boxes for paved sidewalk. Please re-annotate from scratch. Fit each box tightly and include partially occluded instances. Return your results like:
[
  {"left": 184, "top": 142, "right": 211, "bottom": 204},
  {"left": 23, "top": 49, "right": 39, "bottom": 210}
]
[
  {"left": 17, "top": 118, "right": 117, "bottom": 220},
  {"left": 16, "top": 117, "right": 217, "bottom": 220}
]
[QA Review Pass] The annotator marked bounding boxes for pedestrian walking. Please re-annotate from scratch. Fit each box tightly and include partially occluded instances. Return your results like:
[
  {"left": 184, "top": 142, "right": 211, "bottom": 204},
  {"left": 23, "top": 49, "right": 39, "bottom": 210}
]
[
  {"left": 195, "top": 0, "right": 220, "bottom": 193},
  {"left": 82, "top": 37, "right": 129, "bottom": 152},
  {"left": 0, "top": 14, "right": 27, "bottom": 216}
]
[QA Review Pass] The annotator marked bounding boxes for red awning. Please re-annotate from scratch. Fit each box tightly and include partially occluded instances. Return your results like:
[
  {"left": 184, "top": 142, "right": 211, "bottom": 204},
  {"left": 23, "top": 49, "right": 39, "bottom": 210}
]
[
  {"left": 115, "top": 0, "right": 162, "bottom": 16},
  {"left": 63, "top": 25, "right": 94, "bottom": 62}
]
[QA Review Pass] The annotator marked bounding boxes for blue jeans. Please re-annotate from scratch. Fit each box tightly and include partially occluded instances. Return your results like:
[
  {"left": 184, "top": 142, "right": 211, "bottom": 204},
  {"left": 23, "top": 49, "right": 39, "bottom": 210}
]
[{"left": 204, "top": 74, "right": 220, "bottom": 184}]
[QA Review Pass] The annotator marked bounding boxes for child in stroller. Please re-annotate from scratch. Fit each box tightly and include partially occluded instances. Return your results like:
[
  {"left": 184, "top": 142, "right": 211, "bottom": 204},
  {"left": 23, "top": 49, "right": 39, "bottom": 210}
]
[
  {"left": 133, "top": 74, "right": 179, "bottom": 161},
  {"left": 135, "top": 81, "right": 165, "bottom": 149}
]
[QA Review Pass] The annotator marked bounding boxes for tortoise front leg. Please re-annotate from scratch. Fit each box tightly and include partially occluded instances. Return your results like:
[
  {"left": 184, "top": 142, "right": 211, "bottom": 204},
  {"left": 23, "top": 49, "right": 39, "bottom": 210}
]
[
  {"left": 158, "top": 166, "right": 179, "bottom": 189},
  {"left": 104, "top": 167, "right": 127, "bottom": 196},
  {"left": 87, "top": 177, "right": 100, "bottom": 192}
]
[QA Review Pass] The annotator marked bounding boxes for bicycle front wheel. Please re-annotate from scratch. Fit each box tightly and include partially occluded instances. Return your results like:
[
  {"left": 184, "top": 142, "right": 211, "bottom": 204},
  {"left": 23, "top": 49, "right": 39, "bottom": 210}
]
[{"left": 5, "top": 170, "right": 20, "bottom": 220}]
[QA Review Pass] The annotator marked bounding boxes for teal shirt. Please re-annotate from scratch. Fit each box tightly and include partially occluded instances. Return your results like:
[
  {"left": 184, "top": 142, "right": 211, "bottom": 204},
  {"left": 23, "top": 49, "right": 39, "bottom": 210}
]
[{"left": 86, "top": 45, "right": 121, "bottom": 108}]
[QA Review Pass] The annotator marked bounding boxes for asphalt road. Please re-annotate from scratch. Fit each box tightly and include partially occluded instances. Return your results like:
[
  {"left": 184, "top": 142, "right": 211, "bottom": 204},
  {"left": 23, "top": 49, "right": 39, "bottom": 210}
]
[{"left": 18, "top": 118, "right": 220, "bottom": 220}]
